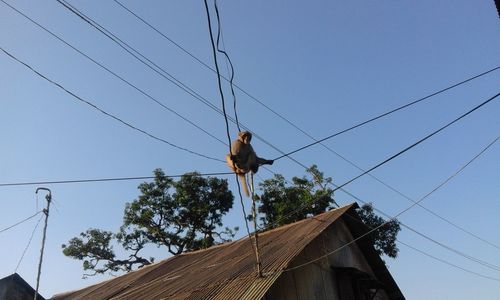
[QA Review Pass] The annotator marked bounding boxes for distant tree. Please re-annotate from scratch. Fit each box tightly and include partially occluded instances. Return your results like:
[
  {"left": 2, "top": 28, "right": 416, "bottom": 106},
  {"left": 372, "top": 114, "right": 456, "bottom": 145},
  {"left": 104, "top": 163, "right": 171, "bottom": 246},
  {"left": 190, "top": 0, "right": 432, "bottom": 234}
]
[
  {"left": 256, "top": 165, "right": 400, "bottom": 259},
  {"left": 62, "top": 169, "right": 237, "bottom": 277}
]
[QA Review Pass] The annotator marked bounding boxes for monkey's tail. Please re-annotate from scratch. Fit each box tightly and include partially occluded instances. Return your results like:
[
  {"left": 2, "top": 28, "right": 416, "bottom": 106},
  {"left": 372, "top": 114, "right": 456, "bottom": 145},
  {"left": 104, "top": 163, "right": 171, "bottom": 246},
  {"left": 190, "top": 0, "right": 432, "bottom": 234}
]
[{"left": 239, "top": 174, "right": 251, "bottom": 197}]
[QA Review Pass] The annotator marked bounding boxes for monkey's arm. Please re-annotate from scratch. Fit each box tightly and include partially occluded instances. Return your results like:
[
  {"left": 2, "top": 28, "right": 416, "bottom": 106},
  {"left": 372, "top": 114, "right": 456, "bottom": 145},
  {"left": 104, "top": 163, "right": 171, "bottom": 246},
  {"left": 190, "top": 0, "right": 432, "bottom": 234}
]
[{"left": 256, "top": 156, "right": 274, "bottom": 166}]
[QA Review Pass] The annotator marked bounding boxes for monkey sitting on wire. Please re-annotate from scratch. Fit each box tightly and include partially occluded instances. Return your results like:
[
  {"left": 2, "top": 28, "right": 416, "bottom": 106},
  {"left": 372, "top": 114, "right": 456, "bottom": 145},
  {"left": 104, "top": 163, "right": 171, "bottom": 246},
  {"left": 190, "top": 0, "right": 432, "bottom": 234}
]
[{"left": 226, "top": 131, "right": 274, "bottom": 197}]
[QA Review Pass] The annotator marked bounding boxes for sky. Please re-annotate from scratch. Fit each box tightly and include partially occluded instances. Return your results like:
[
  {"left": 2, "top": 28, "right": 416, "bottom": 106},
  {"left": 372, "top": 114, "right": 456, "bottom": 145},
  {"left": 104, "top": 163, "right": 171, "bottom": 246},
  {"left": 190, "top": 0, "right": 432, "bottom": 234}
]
[{"left": 0, "top": 0, "right": 499, "bottom": 299}]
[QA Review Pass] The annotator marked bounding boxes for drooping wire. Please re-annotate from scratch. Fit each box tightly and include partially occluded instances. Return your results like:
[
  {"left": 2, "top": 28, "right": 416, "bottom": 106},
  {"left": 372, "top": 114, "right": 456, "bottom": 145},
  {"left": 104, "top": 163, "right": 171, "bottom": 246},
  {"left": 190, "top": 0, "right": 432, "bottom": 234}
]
[
  {"left": 214, "top": 0, "right": 241, "bottom": 132},
  {"left": 0, "top": 211, "right": 43, "bottom": 234},
  {"left": 261, "top": 92, "right": 499, "bottom": 230},
  {"left": 0, "top": 46, "right": 224, "bottom": 163},
  {"left": 284, "top": 135, "right": 500, "bottom": 272},
  {"left": 14, "top": 214, "right": 44, "bottom": 273},
  {"left": 203, "top": 0, "right": 232, "bottom": 151},
  {"left": 204, "top": 0, "right": 260, "bottom": 273}
]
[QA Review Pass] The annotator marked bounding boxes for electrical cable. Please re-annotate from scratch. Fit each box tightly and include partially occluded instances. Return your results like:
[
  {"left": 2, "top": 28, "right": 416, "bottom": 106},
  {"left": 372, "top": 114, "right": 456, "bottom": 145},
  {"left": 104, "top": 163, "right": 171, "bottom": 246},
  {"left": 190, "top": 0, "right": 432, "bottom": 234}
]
[
  {"left": 214, "top": 0, "right": 241, "bottom": 132},
  {"left": 103, "top": 0, "right": 500, "bottom": 251},
  {"left": 204, "top": 0, "right": 259, "bottom": 269},
  {"left": 273, "top": 90, "right": 500, "bottom": 161},
  {"left": 0, "top": 211, "right": 43, "bottom": 234},
  {"left": 0, "top": 46, "right": 224, "bottom": 163},
  {"left": 14, "top": 214, "right": 44, "bottom": 273},
  {"left": 0, "top": 172, "right": 234, "bottom": 187},
  {"left": 284, "top": 136, "right": 500, "bottom": 272},
  {"left": 263, "top": 93, "right": 499, "bottom": 230},
  {"left": 203, "top": 0, "right": 232, "bottom": 152}
]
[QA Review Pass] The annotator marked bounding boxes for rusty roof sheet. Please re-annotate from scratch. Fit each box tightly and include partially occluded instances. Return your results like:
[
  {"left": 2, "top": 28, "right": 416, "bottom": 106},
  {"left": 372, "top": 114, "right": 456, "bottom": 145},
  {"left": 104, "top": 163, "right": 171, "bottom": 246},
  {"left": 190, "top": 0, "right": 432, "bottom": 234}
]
[{"left": 52, "top": 204, "right": 355, "bottom": 300}]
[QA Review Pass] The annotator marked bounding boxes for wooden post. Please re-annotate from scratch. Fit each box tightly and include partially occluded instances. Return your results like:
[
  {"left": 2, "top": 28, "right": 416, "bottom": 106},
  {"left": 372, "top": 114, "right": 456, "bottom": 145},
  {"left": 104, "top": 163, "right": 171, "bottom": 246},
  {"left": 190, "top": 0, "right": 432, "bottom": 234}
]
[
  {"left": 34, "top": 188, "right": 51, "bottom": 300},
  {"left": 250, "top": 173, "right": 262, "bottom": 277}
]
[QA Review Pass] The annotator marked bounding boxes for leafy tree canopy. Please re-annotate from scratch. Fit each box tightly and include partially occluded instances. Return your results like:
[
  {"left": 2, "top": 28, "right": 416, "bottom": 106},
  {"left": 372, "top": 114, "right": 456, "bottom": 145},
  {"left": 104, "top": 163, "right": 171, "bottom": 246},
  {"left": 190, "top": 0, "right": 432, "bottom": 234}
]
[
  {"left": 257, "top": 165, "right": 400, "bottom": 259},
  {"left": 62, "top": 169, "right": 236, "bottom": 277}
]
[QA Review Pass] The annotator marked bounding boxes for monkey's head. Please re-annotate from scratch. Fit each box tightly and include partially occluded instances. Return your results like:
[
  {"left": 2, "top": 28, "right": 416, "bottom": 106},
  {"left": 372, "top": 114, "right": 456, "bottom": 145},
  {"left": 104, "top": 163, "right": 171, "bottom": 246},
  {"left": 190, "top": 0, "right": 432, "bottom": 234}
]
[{"left": 238, "top": 131, "right": 252, "bottom": 144}]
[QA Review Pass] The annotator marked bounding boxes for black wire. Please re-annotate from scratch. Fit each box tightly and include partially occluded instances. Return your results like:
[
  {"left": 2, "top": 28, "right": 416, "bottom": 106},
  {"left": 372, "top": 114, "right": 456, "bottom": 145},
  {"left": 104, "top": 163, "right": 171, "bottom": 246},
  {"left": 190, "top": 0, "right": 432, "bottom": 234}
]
[
  {"left": 214, "top": 0, "right": 241, "bottom": 132},
  {"left": 0, "top": 46, "right": 224, "bottom": 163},
  {"left": 273, "top": 73, "right": 500, "bottom": 161},
  {"left": 285, "top": 136, "right": 500, "bottom": 272},
  {"left": 55, "top": 0, "right": 224, "bottom": 121},
  {"left": 0, "top": 172, "right": 234, "bottom": 187},
  {"left": 263, "top": 92, "right": 499, "bottom": 230},
  {"left": 0, "top": 211, "right": 43, "bottom": 234},
  {"left": 203, "top": 0, "right": 233, "bottom": 153},
  {"left": 14, "top": 214, "right": 44, "bottom": 273}
]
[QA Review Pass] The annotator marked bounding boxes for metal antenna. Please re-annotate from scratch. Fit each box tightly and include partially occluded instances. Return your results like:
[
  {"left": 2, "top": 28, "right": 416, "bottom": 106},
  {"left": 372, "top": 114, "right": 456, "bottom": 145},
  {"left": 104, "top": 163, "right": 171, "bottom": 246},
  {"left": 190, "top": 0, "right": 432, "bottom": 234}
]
[{"left": 34, "top": 187, "right": 51, "bottom": 300}]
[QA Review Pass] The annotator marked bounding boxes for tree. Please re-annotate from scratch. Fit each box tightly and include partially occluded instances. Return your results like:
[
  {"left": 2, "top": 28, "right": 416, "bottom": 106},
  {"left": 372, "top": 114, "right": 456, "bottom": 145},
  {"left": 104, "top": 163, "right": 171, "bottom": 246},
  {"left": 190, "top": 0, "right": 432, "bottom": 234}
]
[
  {"left": 256, "top": 165, "right": 400, "bottom": 259},
  {"left": 62, "top": 169, "right": 237, "bottom": 277}
]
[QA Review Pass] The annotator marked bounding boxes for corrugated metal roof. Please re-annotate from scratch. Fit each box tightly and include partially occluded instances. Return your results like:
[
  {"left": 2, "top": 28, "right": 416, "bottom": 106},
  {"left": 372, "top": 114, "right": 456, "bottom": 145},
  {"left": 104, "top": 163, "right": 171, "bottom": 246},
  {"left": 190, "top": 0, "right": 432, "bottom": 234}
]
[{"left": 52, "top": 204, "right": 355, "bottom": 300}]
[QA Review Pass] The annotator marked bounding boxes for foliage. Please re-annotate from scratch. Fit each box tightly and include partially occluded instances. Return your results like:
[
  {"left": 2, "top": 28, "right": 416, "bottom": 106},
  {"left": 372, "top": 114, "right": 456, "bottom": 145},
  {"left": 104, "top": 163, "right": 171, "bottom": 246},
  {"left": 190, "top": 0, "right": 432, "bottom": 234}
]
[
  {"left": 257, "top": 165, "right": 400, "bottom": 259},
  {"left": 62, "top": 169, "right": 236, "bottom": 277},
  {"left": 356, "top": 203, "right": 400, "bottom": 258}
]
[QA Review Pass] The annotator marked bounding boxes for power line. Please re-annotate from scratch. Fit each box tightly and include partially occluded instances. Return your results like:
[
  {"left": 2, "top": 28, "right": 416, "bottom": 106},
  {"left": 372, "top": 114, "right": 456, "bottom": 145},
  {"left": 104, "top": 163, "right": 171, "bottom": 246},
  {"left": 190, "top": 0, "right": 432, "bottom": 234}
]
[
  {"left": 213, "top": 0, "right": 241, "bottom": 132},
  {"left": 261, "top": 93, "right": 499, "bottom": 230},
  {"left": 0, "top": 172, "right": 234, "bottom": 187},
  {"left": 284, "top": 135, "right": 500, "bottom": 273},
  {"left": 274, "top": 90, "right": 500, "bottom": 161},
  {"left": 14, "top": 214, "right": 43, "bottom": 273},
  {"left": 203, "top": 0, "right": 232, "bottom": 152},
  {"left": 107, "top": 0, "right": 500, "bottom": 253},
  {"left": 0, "top": 211, "right": 43, "bottom": 234},
  {"left": 0, "top": 46, "right": 224, "bottom": 163}
]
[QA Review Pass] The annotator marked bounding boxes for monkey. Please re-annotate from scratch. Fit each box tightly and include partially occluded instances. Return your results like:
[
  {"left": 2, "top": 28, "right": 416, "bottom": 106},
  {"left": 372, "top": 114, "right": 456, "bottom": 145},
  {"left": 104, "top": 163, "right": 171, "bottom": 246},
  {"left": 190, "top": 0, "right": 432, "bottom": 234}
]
[{"left": 226, "top": 131, "right": 274, "bottom": 197}]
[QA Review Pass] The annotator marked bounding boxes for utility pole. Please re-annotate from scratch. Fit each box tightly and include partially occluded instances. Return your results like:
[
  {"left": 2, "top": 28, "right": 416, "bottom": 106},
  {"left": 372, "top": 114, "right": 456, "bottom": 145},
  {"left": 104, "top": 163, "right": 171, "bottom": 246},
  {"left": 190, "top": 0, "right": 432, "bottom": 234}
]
[{"left": 34, "top": 188, "right": 51, "bottom": 300}]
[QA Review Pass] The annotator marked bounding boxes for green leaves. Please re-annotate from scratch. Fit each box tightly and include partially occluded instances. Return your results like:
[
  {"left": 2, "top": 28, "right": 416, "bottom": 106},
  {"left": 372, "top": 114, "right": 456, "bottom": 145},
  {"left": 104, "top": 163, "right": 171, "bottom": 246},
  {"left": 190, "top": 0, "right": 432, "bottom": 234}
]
[
  {"left": 257, "top": 165, "right": 400, "bottom": 259},
  {"left": 62, "top": 169, "right": 236, "bottom": 277},
  {"left": 257, "top": 165, "right": 336, "bottom": 227}
]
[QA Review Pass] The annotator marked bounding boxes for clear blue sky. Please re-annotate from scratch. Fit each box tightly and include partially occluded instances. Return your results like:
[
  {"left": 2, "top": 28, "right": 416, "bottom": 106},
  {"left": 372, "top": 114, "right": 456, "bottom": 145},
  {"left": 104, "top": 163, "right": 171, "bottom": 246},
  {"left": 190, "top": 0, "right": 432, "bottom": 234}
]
[{"left": 1, "top": 1, "right": 499, "bottom": 299}]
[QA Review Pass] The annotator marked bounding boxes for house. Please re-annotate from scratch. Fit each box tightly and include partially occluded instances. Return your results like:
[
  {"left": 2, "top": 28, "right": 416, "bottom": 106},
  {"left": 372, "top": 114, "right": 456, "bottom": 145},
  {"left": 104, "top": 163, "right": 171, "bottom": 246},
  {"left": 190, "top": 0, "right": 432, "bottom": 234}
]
[
  {"left": 0, "top": 273, "right": 45, "bottom": 300},
  {"left": 52, "top": 203, "right": 405, "bottom": 300}
]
